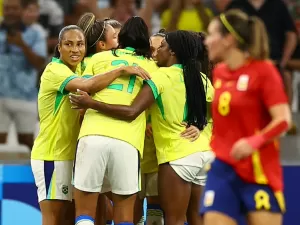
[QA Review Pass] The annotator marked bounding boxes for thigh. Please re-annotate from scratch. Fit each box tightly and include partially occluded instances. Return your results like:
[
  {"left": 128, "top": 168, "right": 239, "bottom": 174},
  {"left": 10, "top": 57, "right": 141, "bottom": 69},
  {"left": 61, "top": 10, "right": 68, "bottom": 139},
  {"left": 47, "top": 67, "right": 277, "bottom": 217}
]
[
  {"left": 107, "top": 138, "right": 140, "bottom": 195},
  {"left": 10, "top": 99, "right": 37, "bottom": 134},
  {"left": 0, "top": 99, "right": 11, "bottom": 135},
  {"left": 247, "top": 211, "right": 282, "bottom": 225},
  {"left": 73, "top": 136, "right": 109, "bottom": 193},
  {"left": 241, "top": 183, "right": 285, "bottom": 214},
  {"left": 31, "top": 160, "right": 73, "bottom": 202},
  {"left": 158, "top": 163, "right": 191, "bottom": 223},
  {"left": 187, "top": 184, "right": 203, "bottom": 225}
]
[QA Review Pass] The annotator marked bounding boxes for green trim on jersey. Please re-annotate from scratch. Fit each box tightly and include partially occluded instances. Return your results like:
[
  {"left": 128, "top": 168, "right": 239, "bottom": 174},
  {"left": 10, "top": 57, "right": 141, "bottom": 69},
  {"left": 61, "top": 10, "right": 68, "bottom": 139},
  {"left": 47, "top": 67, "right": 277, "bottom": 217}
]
[
  {"left": 82, "top": 75, "right": 92, "bottom": 79},
  {"left": 172, "top": 64, "right": 183, "bottom": 69},
  {"left": 54, "top": 75, "right": 78, "bottom": 114},
  {"left": 145, "top": 80, "right": 165, "bottom": 120}
]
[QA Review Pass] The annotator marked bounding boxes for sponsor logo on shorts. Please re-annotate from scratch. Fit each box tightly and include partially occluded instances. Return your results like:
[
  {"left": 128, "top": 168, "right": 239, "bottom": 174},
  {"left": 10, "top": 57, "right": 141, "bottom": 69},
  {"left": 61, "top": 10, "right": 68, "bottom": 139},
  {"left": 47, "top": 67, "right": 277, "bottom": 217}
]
[
  {"left": 62, "top": 185, "right": 68, "bottom": 195},
  {"left": 204, "top": 190, "right": 215, "bottom": 207}
]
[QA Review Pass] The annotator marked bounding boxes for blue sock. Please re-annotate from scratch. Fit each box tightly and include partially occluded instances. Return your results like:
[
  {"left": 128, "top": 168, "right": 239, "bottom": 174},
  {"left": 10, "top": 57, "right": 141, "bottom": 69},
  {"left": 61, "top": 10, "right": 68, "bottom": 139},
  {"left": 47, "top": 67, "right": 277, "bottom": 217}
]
[
  {"left": 106, "top": 220, "right": 112, "bottom": 225},
  {"left": 184, "top": 222, "right": 189, "bottom": 225},
  {"left": 115, "top": 222, "right": 134, "bottom": 225},
  {"left": 75, "top": 215, "right": 94, "bottom": 225}
]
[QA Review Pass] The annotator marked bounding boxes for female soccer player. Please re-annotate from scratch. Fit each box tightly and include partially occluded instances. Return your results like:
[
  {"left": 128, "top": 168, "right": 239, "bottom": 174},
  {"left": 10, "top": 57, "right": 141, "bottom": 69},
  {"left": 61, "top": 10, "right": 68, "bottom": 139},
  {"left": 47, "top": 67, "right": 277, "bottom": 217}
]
[
  {"left": 70, "top": 30, "right": 214, "bottom": 225},
  {"left": 31, "top": 25, "right": 149, "bottom": 225},
  {"left": 77, "top": 12, "right": 118, "bottom": 225},
  {"left": 72, "top": 17, "right": 159, "bottom": 225},
  {"left": 200, "top": 9, "right": 291, "bottom": 225}
]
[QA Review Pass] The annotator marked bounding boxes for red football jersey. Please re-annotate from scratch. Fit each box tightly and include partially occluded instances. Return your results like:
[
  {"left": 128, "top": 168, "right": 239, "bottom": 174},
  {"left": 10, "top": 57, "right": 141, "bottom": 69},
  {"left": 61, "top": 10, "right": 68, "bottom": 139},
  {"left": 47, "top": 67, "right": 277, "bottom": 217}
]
[{"left": 211, "top": 60, "right": 288, "bottom": 192}]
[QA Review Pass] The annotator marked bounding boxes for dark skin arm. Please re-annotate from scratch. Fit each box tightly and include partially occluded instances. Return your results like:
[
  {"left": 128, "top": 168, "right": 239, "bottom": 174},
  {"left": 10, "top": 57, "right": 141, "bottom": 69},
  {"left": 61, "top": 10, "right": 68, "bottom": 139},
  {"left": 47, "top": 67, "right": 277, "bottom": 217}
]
[{"left": 69, "top": 84, "right": 155, "bottom": 121}]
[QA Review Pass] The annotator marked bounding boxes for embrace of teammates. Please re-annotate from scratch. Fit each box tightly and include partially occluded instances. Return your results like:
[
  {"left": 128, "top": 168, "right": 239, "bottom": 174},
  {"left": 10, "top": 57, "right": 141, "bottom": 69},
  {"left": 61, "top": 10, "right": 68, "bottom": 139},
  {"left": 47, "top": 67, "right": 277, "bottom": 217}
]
[{"left": 31, "top": 8, "right": 291, "bottom": 225}]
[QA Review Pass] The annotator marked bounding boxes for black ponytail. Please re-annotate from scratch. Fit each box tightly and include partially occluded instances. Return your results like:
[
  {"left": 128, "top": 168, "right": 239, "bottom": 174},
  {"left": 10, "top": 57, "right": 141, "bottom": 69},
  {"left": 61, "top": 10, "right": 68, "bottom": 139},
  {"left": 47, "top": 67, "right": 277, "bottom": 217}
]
[{"left": 166, "top": 30, "right": 208, "bottom": 130}]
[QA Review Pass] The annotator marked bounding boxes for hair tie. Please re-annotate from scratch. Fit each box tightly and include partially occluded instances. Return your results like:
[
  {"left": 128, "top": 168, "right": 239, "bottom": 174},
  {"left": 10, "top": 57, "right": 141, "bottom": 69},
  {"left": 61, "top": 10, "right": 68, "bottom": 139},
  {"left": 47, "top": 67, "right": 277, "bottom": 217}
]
[
  {"left": 91, "top": 21, "right": 106, "bottom": 47},
  {"left": 220, "top": 13, "right": 245, "bottom": 44}
]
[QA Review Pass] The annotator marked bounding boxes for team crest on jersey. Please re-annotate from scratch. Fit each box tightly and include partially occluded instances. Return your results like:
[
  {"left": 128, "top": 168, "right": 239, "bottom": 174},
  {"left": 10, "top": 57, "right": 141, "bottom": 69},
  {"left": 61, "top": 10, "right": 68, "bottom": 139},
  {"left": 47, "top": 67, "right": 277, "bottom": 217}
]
[
  {"left": 204, "top": 190, "right": 215, "bottom": 207},
  {"left": 62, "top": 185, "right": 69, "bottom": 195},
  {"left": 237, "top": 74, "right": 249, "bottom": 91}
]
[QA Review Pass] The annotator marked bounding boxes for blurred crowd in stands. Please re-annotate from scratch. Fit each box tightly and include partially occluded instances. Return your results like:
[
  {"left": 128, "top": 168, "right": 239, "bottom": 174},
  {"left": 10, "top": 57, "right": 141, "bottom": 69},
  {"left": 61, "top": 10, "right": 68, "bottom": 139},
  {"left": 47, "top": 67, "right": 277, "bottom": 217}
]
[{"left": 0, "top": 0, "right": 300, "bottom": 154}]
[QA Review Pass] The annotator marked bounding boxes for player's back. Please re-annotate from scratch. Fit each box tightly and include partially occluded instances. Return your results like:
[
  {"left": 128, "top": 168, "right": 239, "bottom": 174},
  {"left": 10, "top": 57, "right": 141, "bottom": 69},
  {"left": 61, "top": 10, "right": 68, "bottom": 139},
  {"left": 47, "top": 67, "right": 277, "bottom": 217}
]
[
  {"left": 79, "top": 48, "right": 158, "bottom": 154},
  {"left": 32, "top": 59, "right": 81, "bottom": 161}
]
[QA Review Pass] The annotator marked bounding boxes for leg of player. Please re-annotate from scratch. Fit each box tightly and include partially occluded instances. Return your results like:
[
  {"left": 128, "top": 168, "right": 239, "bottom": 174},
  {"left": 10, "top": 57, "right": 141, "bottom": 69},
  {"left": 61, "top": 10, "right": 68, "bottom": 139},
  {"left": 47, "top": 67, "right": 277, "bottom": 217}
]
[
  {"left": 106, "top": 137, "right": 141, "bottom": 225},
  {"left": 158, "top": 163, "right": 191, "bottom": 225},
  {"left": 186, "top": 184, "right": 202, "bottom": 225},
  {"left": 39, "top": 200, "right": 70, "bottom": 225},
  {"left": 74, "top": 189, "right": 99, "bottom": 225},
  {"left": 134, "top": 194, "right": 145, "bottom": 225},
  {"left": 94, "top": 194, "right": 107, "bottom": 225},
  {"left": 31, "top": 160, "right": 74, "bottom": 225},
  {"left": 247, "top": 212, "right": 282, "bottom": 225},
  {"left": 73, "top": 136, "right": 110, "bottom": 225},
  {"left": 64, "top": 200, "right": 75, "bottom": 225},
  {"left": 105, "top": 195, "right": 113, "bottom": 225}
]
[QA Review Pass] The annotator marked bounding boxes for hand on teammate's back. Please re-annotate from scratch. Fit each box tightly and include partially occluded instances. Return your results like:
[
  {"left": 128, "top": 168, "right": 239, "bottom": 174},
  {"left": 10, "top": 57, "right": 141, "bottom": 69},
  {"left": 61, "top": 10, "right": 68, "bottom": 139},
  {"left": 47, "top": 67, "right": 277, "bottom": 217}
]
[
  {"left": 69, "top": 89, "right": 93, "bottom": 110},
  {"left": 180, "top": 122, "right": 200, "bottom": 142},
  {"left": 121, "top": 66, "right": 151, "bottom": 80}
]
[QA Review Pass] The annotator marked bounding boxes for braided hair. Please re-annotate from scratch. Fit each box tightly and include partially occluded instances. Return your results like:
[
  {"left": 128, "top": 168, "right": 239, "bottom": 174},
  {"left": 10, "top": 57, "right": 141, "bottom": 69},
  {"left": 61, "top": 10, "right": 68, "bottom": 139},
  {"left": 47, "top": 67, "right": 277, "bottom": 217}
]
[{"left": 166, "top": 30, "right": 208, "bottom": 130}]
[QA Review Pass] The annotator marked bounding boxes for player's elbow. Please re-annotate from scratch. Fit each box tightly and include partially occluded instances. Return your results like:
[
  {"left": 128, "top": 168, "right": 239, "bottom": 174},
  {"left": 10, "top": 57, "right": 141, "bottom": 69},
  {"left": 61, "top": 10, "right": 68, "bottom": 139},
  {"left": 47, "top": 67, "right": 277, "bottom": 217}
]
[{"left": 125, "top": 108, "right": 140, "bottom": 121}]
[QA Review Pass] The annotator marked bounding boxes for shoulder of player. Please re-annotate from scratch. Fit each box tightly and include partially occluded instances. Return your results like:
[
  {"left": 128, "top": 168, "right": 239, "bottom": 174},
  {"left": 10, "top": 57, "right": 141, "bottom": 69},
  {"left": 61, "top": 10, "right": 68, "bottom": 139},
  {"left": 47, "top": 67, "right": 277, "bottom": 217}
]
[
  {"left": 250, "top": 60, "right": 277, "bottom": 77},
  {"left": 43, "top": 61, "right": 74, "bottom": 77},
  {"left": 91, "top": 51, "right": 113, "bottom": 61}
]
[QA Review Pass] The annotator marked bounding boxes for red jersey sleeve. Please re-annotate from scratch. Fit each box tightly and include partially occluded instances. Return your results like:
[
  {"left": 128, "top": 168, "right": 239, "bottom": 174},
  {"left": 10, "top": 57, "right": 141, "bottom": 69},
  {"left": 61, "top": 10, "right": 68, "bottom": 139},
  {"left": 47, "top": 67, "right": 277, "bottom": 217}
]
[{"left": 259, "top": 62, "right": 288, "bottom": 108}]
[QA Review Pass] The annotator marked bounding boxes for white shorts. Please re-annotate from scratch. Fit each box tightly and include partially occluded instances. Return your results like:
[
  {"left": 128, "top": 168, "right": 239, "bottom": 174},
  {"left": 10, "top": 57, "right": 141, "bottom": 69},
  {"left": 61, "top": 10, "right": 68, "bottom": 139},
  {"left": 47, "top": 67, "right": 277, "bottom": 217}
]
[
  {"left": 0, "top": 98, "right": 37, "bottom": 133},
  {"left": 31, "top": 159, "right": 73, "bottom": 202},
  {"left": 170, "top": 151, "right": 215, "bottom": 186},
  {"left": 74, "top": 135, "right": 140, "bottom": 195},
  {"left": 139, "top": 172, "right": 158, "bottom": 199}
]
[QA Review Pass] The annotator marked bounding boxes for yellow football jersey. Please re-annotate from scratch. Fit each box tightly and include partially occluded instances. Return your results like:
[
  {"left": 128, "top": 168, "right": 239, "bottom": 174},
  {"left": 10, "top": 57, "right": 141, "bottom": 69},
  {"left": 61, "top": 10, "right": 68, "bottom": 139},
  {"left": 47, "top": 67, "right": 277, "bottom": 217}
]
[
  {"left": 145, "top": 64, "right": 214, "bottom": 164},
  {"left": 79, "top": 48, "right": 158, "bottom": 154},
  {"left": 31, "top": 57, "right": 82, "bottom": 161}
]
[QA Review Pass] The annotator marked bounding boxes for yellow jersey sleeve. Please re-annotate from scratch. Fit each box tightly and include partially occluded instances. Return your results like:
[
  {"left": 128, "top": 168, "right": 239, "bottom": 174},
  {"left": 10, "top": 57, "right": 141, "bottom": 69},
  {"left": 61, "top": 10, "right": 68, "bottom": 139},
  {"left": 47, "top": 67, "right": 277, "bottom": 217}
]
[
  {"left": 83, "top": 52, "right": 112, "bottom": 77},
  {"left": 144, "top": 70, "right": 169, "bottom": 99},
  {"left": 43, "top": 58, "right": 80, "bottom": 94}
]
